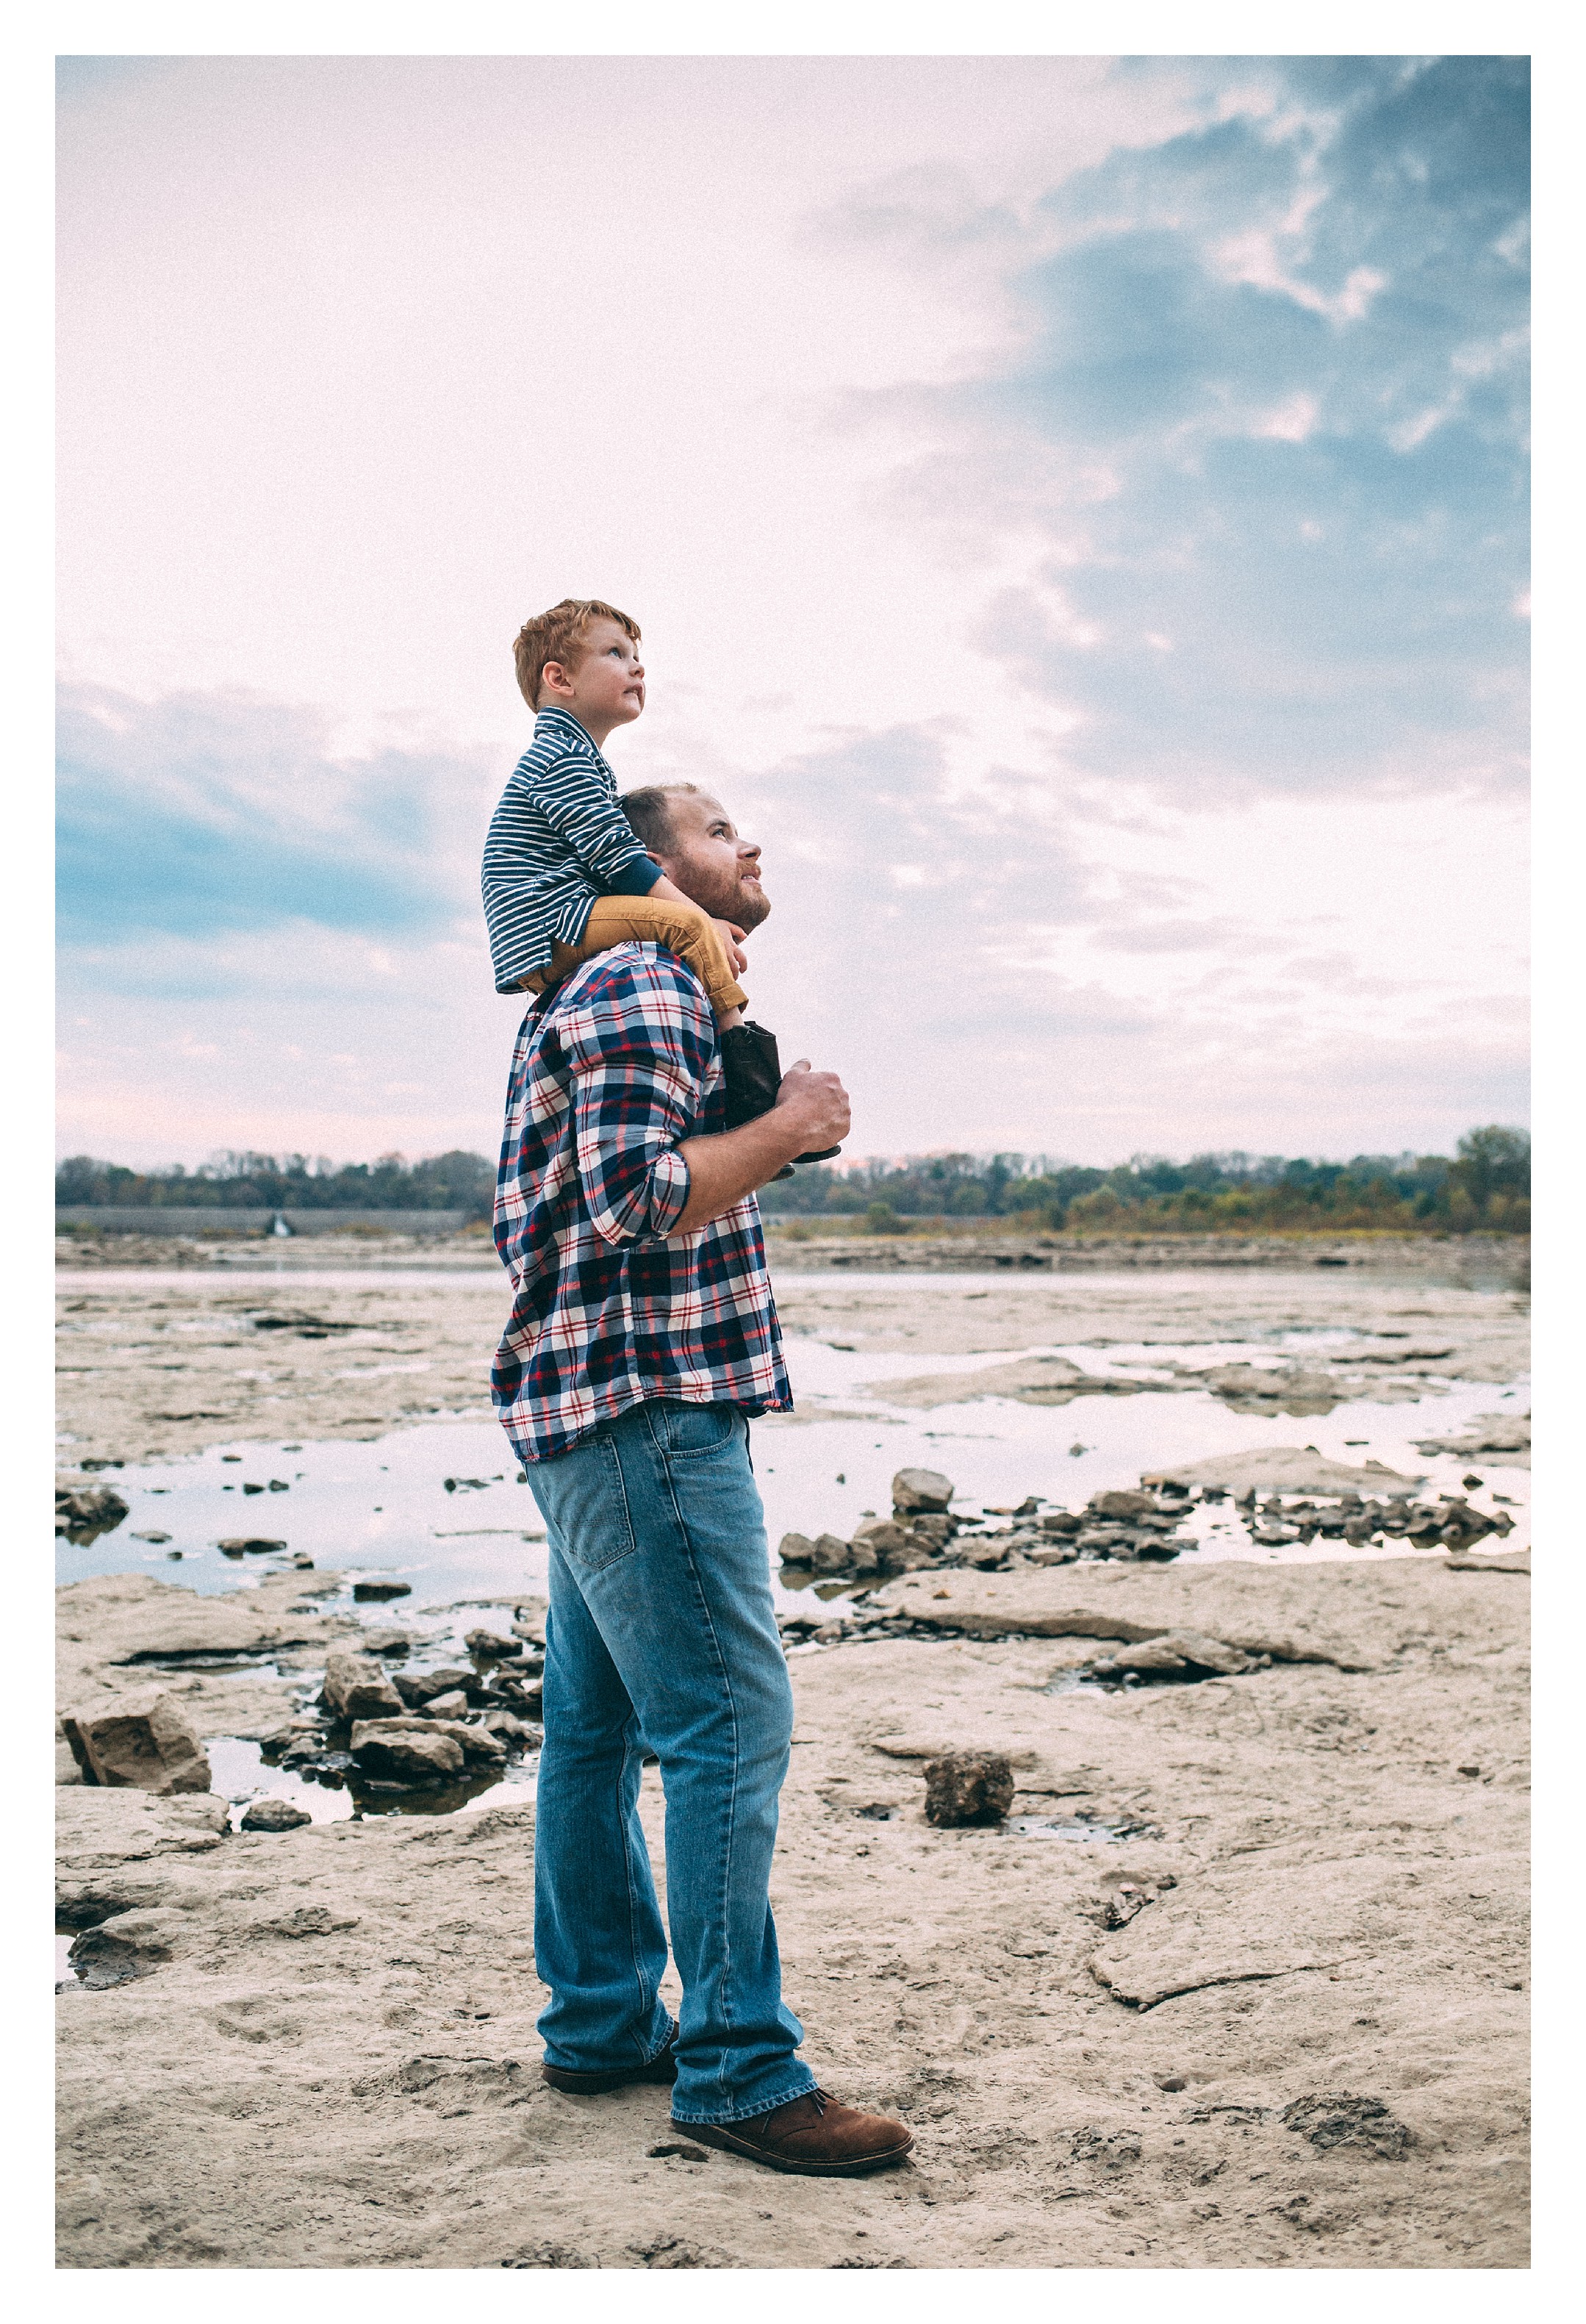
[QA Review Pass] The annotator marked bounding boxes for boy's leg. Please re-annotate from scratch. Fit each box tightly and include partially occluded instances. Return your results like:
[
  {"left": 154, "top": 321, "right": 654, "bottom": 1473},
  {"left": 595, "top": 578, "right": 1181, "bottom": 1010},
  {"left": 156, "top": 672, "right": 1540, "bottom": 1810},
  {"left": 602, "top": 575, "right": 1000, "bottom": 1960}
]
[
  {"left": 524, "top": 1399, "right": 817, "bottom": 2126},
  {"left": 524, "top": 1524, "right": 675, "bottom": 2075},
  {"left": 578, "top": 896, "right": 748, "bottom": 1018}
]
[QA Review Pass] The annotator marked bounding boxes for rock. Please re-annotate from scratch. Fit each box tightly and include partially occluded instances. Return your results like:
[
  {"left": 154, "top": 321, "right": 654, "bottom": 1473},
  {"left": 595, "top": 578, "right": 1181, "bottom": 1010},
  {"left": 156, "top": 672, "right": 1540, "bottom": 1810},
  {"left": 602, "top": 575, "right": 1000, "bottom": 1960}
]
[
  {"left": 423, "top": 1719, "right": 509, "bottom": 1767},
  {"left": 55, "top": 1787, "right": 230, "bottom": 1867},
  {"left": 353, "top": 1579, "right": 412, "bottom": 1602},
  {"left": 866, "top": 1355, "right": 1142, "bottom": 1409},
  {"left": 498, "top": 1677, "right": 544, "bottom": 1718},
  {"left": 512, "top": 1599, "right": 548, "bottom": 1645},
  {"left": 1414, "top": 1415, "right": 1530, "bottom": 1466},
  {"left": 891, "top": 1467, "right": 955, "bottom": 1514},
  {"left": 850, "top": 1517, "right": 910, "bottom": 1563},
  {"left": 1280, "top": 2093, "right": 1412, "bottom": 2159},
  {"left": 1071, "top": 2127, "right": 1142, "bottom": 2167},
  {"left": 129, "top": 1530, "right": 171, "bottom": 1543},
  {"left": 216, "top": 1536, "right": 288, "bottom": 1555},
  {"left": 320, "top": 1649, "right": 407, "bottom": 1722},
  {"left": 68, "top": 1915, "right": 173, "bottom": 1988},
  {"left": 1102, "top": 1631, "right": 1252, "bottom": 1678},
  {"left": 870, "top": 1566, "right": 1380, "bottom": 1669},
  {"left": 239, "top": 1797, "right": 312, "bottom": 1832},
  {"left": 258, "top": 1904, "right": 360, "bottom": 1937},
  {"left": 56, "top": 1482, "right": 131, "bottom": 1535},
  {"left": 60, "top": 1693, "right": 212, "bottom": 1795},
  {"left": 394, "top": 1665, "right": 476, "bottom": 1706},
  {"left": 465, "top": 1628, "right": 522, "bottom": 1658},
  {"left": 479, "top": 1710, "right": 531, "bottom": 1743},
  {"left": 348, "top": 1721, "right": 465, "bottom": 1784},
  {"left": 1200, "top": 1365, "right": 1344, "bottom": 1416},
  {"left": 922, "top": 1750, "right": 1014, "bottom": 1827},
  {"left": 362, "top": 1628, "right": 410, "bottom": 1654},
  {"left": 423, "top": 1690, "right": 472, "bottom": 1719},
  {"left": 1090, "top": 1489, "right": 1156, "bottom": 1519},
  {"left": 810, "top": 1532, "right": 858, "bottom": 1575},
  {"left": 903, "top": 1512, "right": 958, "bottom": 1549},
  {"left": 1143, "top": 1449, "right": 1421, "bottom": 1498}
]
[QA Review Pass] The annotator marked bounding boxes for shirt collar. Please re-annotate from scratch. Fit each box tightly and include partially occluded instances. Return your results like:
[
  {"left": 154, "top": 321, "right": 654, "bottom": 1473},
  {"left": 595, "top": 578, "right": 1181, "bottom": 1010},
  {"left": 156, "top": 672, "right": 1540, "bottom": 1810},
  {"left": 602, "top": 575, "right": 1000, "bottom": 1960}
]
[{"left": 535, "top": 706, "right": 605, "bottom": 760}]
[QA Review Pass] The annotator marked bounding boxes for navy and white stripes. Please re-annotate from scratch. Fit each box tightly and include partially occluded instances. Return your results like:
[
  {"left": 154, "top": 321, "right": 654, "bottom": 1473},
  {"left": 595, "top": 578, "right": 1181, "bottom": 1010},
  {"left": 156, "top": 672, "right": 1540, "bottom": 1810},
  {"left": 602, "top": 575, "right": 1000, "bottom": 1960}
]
[{"left": 481, "top": 707, "right": 661, "bottom": 994}]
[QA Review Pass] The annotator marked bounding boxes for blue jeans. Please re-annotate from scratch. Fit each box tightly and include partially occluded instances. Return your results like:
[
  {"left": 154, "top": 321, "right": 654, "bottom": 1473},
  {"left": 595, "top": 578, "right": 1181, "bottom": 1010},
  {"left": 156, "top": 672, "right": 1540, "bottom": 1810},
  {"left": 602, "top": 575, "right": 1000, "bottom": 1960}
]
[{"left": 523, "top": 1397, "right": 817, "bottom": 2126}]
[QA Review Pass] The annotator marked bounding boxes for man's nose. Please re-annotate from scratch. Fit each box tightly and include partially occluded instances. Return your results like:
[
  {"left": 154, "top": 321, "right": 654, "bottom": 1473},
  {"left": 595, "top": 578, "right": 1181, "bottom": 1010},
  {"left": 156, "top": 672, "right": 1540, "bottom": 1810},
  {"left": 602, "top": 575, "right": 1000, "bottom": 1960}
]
[{"left": 739, "top": 842, "right": 761, "bottom": 864}]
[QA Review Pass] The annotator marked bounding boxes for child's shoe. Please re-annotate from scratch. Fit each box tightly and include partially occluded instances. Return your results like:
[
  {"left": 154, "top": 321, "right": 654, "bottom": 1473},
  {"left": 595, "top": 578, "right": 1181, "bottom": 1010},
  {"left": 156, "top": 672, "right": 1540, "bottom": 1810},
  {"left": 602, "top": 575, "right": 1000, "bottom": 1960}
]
[{"left": 720, "top": 1022, "right": 842, "bottom": 1167}]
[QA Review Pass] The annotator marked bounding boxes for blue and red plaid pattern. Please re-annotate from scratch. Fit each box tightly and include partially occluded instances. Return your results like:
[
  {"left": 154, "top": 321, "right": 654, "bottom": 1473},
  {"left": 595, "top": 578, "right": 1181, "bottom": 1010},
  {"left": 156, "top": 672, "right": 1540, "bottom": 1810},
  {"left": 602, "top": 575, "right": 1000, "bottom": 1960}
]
[{"left": 492, "top": 942, "right": 792, "bottom": 1463}]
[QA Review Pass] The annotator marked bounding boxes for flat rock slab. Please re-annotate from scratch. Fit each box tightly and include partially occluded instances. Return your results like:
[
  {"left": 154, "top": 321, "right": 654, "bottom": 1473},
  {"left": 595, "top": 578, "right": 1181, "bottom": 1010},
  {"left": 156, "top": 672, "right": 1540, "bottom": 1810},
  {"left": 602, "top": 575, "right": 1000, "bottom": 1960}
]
[
  {"left": 57, "top": 1570, "right": 348, "bottom": 1668},
  {"left": 1092, "top": 1851, "right": 1525, "bottom": 2010},
  {"left": 1141, "top": 1449, "right": 1421, "bottom": 1496},
  {"left": 861, "top": 1356, "right": 1149, "bottom": 1408},
  {"left": 875, "top": 1555, "right": 1526, "bottom": 1670},
  {"left": 57, "top": 1787, "right": 230, "bottom": 1872}
]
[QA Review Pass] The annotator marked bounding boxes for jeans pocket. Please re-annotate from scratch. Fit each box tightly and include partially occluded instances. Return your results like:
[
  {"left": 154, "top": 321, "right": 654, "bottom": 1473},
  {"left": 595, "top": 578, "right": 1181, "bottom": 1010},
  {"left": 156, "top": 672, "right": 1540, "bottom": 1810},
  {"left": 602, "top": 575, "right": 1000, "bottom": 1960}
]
[
  {"left": 656, "top": 1400, "right": 742, "bottom": 1460},
  {"left": 545, "top": 1433, "right": 637, "bottom": 1572}
]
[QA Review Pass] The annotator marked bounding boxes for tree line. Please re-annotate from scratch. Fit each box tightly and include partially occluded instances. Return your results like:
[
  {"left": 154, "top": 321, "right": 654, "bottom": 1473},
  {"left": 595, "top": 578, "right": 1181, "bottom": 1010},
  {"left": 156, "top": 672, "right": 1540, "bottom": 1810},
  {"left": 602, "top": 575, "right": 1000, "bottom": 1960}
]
[
  {"left": 55, "top": 1149, "right": 497, "bottom": 1218},
  {"left": 756, "top": 1125, "right": 1530, "bottom": 1234},
  {"left": 56, "top": 1125, "right": 1529, "bottom": 1235}
]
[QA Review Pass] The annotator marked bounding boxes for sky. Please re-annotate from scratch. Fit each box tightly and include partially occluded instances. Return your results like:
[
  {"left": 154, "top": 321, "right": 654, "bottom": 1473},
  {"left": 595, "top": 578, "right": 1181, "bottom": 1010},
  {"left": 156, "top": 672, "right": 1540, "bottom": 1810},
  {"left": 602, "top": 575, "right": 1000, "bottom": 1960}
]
[{"left": 56, "top": 53, "right": 1529, "bottom": 1171}]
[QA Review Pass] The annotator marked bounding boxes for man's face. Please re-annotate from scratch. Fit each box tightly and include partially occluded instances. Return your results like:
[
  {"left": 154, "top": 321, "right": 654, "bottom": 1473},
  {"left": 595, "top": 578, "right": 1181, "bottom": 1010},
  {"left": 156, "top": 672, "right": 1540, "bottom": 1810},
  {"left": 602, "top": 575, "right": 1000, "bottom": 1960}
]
[
  {"left": 542, "top": 617, "right": 645, "bottom": 728},
  {"left": 653, "top": 792, "right": 769, "bottom": 932}
]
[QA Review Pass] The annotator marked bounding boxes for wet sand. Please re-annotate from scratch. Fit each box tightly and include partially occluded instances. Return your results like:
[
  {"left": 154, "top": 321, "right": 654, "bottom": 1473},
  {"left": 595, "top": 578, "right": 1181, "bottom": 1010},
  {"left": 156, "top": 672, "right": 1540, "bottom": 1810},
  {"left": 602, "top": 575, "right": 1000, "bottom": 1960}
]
[{"left": 56, "top": 1250, "right": 1529, "bottom": 2270}]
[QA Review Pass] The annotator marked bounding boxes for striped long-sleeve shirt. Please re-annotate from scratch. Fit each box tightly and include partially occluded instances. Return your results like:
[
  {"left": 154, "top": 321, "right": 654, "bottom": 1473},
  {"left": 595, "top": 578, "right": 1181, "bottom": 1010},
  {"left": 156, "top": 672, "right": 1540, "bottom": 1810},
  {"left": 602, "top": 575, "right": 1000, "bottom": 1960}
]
[{"left": 481, "top": 707, "right": 662, "bottom": 993}]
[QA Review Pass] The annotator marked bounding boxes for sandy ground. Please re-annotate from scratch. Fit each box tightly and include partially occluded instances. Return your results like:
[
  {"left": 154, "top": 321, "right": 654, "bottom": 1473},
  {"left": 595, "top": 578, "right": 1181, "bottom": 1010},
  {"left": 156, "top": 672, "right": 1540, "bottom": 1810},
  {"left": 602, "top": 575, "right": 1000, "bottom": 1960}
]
[
  {"left": 57, "top": 1247, "right": 1527, "bottom": 1466},
  {"left": 56, "top": 1252, "right": 1530, "bottom": 2270}
]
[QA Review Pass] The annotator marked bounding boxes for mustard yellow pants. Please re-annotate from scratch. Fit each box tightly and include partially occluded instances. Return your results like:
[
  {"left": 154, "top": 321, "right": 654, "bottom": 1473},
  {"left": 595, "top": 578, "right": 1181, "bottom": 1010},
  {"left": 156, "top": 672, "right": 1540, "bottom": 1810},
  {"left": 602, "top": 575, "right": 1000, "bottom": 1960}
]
[{"left": 520, "top": 895, "right": 748, "bottom": 1018}]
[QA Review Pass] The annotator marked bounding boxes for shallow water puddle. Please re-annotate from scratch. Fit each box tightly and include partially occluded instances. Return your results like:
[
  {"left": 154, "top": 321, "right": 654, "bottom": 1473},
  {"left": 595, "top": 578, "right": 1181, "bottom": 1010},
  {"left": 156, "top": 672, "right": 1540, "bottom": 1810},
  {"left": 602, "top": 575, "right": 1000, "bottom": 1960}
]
[
  {"left": 205, "top": 1731, "right": 539, "bottom": 1829},
  {"left": 56, "top": 1331, "right": 1529, "bottom": 1643},
  {"left": 1006, "top": 1812, "right": 1160, "bottom": 1843}
]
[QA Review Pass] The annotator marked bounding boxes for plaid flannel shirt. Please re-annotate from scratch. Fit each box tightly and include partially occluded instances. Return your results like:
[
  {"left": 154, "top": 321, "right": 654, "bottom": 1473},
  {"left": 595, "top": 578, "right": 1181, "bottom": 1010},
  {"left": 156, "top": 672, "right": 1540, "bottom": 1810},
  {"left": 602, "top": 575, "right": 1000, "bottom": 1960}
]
[{"left": 491, "top": 942, "right": 792, "bottom": 1462}]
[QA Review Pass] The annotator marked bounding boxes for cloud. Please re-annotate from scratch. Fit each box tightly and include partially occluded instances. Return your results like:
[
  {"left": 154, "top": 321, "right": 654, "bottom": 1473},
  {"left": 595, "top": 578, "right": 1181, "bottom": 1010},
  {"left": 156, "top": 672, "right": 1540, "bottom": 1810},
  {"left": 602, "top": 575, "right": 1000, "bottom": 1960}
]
[
  {"left": 836, "top": 57, "right": 1529, "bottom": 805},
  {"left": 57, "top": 683, "right": 492, "bottom": 944}
]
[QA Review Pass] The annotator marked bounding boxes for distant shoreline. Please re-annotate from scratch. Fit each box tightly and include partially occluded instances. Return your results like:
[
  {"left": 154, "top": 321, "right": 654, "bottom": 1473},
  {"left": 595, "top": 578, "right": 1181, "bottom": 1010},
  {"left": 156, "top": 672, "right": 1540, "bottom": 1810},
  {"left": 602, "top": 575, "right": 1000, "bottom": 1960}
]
[{"left": 57, "top": 1222, "right": 1529, "bottom": 1284}]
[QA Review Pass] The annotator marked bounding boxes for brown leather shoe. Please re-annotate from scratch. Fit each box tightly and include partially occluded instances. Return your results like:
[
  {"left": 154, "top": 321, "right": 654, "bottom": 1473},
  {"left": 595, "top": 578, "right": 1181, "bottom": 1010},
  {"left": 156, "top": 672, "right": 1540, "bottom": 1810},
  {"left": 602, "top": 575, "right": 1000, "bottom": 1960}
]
[
  {"left": 678, "top": 2087, "right": 913, "bottom": 2176},
  {"left": 542, "top": 2031, "right": 678, "bottom": 2095}
]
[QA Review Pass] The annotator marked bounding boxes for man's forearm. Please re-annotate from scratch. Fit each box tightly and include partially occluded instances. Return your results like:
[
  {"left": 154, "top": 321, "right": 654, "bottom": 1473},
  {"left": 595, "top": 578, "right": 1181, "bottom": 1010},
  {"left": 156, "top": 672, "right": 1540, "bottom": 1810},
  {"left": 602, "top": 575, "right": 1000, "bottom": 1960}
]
[{"left": 670, "top": 1113, "right": 807, "bottom": 1236}]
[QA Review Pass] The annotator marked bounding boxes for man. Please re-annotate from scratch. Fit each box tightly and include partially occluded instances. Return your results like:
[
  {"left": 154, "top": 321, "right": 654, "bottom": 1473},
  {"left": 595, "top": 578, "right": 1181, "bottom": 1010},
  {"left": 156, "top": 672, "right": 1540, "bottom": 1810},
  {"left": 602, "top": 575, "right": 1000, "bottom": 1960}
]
[{"left": 491, "top": 781, "right": 914, "bottom": 2176}]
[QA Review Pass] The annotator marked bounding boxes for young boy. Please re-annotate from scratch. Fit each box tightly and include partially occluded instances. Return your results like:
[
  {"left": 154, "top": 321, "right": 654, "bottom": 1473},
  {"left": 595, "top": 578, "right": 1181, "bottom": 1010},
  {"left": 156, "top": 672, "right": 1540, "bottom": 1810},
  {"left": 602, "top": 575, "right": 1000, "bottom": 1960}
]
[
  {"left": 482, "top": 598, "right": 750, "bottom": 1018},
  {"left": 481, "top": 597, "right": 837, "bottom": 1161}
]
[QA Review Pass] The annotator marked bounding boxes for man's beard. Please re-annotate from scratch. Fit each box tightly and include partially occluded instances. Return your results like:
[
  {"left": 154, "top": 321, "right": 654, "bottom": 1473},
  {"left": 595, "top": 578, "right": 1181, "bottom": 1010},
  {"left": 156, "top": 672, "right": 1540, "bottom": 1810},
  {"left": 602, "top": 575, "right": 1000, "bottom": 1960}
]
[{"left": 681, "top": 861, "right": 770, "bottom": 933}]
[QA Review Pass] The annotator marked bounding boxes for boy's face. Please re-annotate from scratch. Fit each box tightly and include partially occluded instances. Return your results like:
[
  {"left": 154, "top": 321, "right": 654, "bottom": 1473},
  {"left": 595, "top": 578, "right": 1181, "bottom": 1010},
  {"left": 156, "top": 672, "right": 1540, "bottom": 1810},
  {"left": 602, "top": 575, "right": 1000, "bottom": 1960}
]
[{"left": 540, "top": 617, "right": 645, "bottom": 732}]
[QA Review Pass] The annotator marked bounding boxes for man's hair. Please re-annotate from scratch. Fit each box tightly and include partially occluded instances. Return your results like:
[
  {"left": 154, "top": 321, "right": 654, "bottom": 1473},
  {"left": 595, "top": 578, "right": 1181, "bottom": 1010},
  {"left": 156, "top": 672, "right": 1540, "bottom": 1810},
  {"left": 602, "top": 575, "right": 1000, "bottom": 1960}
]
[
  {"left": 620, "top": 781, "right": 705, "bottom": 859},
  {"left": 512, "top": 598, "right": 639, "bottom": 711}
]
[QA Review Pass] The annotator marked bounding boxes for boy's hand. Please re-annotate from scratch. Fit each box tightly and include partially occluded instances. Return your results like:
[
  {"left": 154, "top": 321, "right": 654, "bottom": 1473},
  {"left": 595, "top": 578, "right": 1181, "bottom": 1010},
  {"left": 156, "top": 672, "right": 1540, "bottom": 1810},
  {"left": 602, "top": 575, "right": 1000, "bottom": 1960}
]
[
  {"left": 773, "top": 1059, "right": 850, "bottom": 1153},
  {"left": 713, "top": 918, "right": 749, "bottom": 977}
]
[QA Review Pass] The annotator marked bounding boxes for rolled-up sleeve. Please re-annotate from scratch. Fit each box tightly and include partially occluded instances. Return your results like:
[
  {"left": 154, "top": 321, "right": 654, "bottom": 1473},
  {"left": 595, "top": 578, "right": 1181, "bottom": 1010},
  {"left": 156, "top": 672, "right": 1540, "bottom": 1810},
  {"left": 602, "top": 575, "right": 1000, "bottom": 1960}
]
[
  {"left": 561, "top": 976, "right": 714, "bottom": 1247},
  {"left": 528, "top": 756, "right": 659, "bottom": 888}
]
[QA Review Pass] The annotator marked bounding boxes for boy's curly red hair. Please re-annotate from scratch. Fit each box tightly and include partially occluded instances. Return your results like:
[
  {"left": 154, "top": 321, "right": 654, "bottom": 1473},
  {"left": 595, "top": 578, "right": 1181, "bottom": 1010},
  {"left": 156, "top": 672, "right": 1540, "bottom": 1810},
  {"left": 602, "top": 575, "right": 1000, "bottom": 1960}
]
[{"left": 512, "top": 598, "right": 641, "bottom": 711}]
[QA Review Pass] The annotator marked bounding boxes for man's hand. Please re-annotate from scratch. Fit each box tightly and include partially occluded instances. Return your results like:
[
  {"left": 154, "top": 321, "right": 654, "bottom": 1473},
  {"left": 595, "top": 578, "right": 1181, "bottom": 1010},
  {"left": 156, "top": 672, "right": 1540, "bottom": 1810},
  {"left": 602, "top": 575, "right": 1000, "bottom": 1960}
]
[
  {"left": 772, "top": 1060, "right": 850, "bottom": 1154},
  {"left": 712, "top": 917, "right": 749, "bottom": 977},
  {"left": 670, "top": 1057, "right": 851, "bottom": 1235}
]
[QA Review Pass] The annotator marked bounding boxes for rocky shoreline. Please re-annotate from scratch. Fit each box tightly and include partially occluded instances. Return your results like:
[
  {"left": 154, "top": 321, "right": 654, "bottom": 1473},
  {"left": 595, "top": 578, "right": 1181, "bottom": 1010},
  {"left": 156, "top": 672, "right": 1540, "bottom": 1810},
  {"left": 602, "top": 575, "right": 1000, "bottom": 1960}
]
[
  {"left": 56, "top": 1258, "right": 1529, "bottom": 2269},
  {"left": 56, "top": 1537, "right": 1529, "bottom": 2269}
]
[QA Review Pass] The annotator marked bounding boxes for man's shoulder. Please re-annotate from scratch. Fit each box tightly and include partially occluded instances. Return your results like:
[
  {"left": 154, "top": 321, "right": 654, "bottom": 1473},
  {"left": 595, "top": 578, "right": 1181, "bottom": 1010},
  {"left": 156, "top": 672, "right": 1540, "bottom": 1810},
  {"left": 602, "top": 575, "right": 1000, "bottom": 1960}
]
[{"left": 540, "top": 946, "right": 715, "bottom": 1050}]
